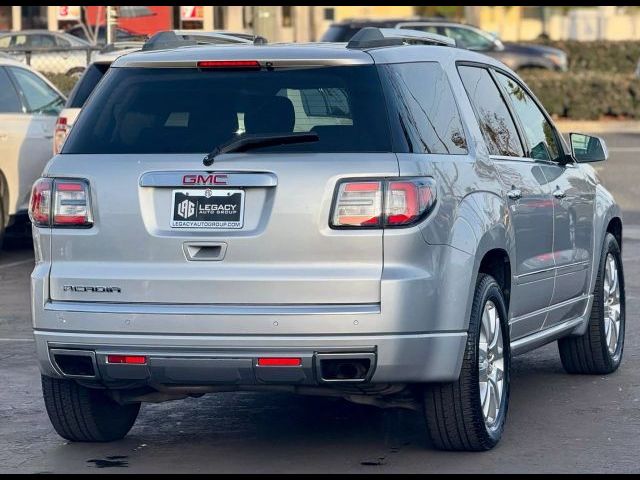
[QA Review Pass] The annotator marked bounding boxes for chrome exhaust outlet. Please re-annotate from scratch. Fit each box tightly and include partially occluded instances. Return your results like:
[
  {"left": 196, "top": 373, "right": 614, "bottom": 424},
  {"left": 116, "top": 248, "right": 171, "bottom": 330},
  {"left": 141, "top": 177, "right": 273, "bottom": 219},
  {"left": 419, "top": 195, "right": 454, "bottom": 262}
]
[
  {"left": 50, "top": 349, "right": 99, "bottom": 379},
  {"left": 316, "top": 353, "right": 375, "bottom": 383}
]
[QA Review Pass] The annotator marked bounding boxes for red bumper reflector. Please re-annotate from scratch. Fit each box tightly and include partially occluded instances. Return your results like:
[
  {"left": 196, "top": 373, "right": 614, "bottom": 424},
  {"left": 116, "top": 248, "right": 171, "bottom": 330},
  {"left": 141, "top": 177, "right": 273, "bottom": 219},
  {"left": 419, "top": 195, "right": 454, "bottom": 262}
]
[
  {"left": 107, "top": 355, "right": 147, "bottom": 365},
  {"left": 257, "top": 357, "right": 302, "bottom": 367}
]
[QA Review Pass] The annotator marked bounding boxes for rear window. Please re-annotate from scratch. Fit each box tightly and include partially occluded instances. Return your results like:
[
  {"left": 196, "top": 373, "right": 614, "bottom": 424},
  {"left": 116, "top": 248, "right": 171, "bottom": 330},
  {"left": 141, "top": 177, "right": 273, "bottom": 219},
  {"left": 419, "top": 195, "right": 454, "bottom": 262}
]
[
  {"left": 62, "top": 65, "right": 391, "bottom": 154},
  {"left": 66, "top": 62, "right": 111, "bottom": 109}
]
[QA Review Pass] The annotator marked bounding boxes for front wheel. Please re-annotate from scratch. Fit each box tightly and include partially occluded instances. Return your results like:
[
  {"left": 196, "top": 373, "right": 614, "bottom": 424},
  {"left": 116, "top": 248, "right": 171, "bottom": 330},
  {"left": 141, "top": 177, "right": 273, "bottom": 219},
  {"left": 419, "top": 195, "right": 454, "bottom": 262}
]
[
  {"left": 423, "top": 273, "right": 511, "bottom": 451},
  {"left": 558, "top": 233, "right": 625, "bottom": 374}
]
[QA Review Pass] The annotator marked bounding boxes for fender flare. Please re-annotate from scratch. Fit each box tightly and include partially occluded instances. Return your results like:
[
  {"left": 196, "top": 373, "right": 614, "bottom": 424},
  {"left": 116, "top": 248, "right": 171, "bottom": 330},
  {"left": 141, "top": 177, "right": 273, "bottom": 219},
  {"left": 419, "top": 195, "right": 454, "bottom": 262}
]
[{"left": 438, "top": 191, "right": 514, "bottom": 332}]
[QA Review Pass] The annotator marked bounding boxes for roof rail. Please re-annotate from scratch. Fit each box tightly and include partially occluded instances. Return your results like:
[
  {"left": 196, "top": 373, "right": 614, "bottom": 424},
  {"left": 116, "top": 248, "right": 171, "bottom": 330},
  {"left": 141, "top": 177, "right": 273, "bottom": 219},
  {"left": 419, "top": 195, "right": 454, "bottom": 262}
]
[
  {"left": 142, "top": 30, "right": 267, "bottom": 52},
  {"left": 346, "top": 27, "right": 456, "bottom": 49}
]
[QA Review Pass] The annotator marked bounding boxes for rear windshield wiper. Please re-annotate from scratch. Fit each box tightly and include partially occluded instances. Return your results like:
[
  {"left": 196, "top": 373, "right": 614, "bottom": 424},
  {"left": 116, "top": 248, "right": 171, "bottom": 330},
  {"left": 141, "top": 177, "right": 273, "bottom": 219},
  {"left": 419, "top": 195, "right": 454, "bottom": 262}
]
[{"left": 203, "top": 132, "right": 319, "bottom": 166}]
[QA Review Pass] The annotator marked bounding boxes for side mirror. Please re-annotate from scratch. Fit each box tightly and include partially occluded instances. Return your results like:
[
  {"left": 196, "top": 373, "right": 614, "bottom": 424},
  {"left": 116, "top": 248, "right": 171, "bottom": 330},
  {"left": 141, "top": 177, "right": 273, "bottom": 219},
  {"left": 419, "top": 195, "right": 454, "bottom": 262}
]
[
  {"left": 570, "top": 133, "right": 608, "bottom": 163},
  {"left": 493, "top": 38, "right": 505, "bottom": 51}
]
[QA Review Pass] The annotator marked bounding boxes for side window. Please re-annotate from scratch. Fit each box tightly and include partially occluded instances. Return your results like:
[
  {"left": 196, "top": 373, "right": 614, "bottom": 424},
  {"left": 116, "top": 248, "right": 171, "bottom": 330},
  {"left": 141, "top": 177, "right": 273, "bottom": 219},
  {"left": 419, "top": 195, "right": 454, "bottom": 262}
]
[
  {"left": 458, "top": 65, "right": 524, "bottom": 157},
  {"left": 381, "top": 62, "right": 468, "bottom": 154},
  {"left": 0, "top": 36, "right": 11, "bottom": 48},
  {"left": 13, "top": 35, "right": 29, "bottom": 47},
  {"left": 31, "top": 35, "right": 56, "bottom": 48},
  {"left": 400, "top": 24, "right": 439, "bottom": 34},
  {"left": 495, "top": 72, "right": 562, "bottom": 162},
  {"left": 0, "top": 68, "right": 22, "bottom": 113},
  {"left": 445, "top": 27, "right": 495, "bottom": 51},
  {"left": 54, "top": 35, "right": 71, "bottom": 48},
  {"left": 8, "top": 67, "right": 64, "bottom": 115}
]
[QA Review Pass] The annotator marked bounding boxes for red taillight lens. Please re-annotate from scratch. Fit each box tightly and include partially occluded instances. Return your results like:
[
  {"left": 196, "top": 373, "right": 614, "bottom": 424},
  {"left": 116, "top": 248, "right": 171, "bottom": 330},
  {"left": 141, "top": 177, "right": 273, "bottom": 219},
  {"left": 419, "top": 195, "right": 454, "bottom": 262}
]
[
  {"left": 29, "top": 178, "right": 93, "bottom": 228},
  {"left": 330, "top": 178, "right": 436, "bottom": 229},
  {"left": 29, "top": 178, "right": 53, "bottom": 226},
  {"left": 197, "top": 60, "right": 261, "bottom": 70},
  {"left": 53, "top": 116, "right": 68, "bottom": 155},
  {"left": 53, "top": 180, "right": 92, "bottom": 226},
  {"left": 385, "top": 179, "right": 436, "bottom": 226},
  {"left": 257, "top": 357, "right": 302, "bottom": 367},
  {"left": 107, "top": 355, "right": 147, "bottom": 365},
  {"left": 331, "top": 181, "right": 383, "bottom": 228}
]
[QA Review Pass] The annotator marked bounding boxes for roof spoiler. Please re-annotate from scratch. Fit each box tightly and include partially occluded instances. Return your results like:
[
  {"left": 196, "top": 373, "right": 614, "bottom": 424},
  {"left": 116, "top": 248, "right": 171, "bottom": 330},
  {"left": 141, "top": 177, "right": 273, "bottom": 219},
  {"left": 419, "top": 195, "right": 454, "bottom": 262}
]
[
  {"left": 142, "top": 30, "right": 267, "bottom": 51},
  {"left": 346, "top": 27, "right": 456, "bottom": 49}
]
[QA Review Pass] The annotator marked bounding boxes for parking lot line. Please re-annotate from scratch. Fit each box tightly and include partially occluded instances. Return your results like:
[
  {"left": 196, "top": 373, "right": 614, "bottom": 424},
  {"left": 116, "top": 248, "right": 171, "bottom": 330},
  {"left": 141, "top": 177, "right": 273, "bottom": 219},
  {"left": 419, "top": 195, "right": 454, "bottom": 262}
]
[
  {"left": 0, "top": 259, "right": 34, "bottom": 270},
  {"left": 0, "top": 338, "right": 34, "bottom": 342}
]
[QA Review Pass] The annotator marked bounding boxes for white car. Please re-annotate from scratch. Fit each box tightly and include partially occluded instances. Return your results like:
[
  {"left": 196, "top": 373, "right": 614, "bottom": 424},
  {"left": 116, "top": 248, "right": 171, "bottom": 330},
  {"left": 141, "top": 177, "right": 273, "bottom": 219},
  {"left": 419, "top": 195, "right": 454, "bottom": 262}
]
[
  {"left": 0, "top": 57, "right": 65, "bottom": 248},
  {"left": 53, "top": 43, "right": 143, "bottom": 155}
]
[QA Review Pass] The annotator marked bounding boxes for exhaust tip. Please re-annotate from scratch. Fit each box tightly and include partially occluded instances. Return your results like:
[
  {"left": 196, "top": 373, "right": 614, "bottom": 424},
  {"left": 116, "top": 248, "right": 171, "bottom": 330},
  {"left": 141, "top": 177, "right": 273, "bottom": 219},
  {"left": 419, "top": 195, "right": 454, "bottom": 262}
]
[
  {"left": 50, "top": 349, "right": 98, "bottom": 378},
  {"left": 317, "top": 353, "right": 375, "bottom": 382}
]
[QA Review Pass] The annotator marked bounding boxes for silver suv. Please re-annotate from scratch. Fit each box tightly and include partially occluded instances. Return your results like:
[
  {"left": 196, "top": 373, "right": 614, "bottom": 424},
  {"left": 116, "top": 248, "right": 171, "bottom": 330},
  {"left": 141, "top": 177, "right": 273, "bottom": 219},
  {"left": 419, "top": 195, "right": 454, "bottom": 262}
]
[{"left": 29, "top": 29, "right": 625, "bottom": 451}]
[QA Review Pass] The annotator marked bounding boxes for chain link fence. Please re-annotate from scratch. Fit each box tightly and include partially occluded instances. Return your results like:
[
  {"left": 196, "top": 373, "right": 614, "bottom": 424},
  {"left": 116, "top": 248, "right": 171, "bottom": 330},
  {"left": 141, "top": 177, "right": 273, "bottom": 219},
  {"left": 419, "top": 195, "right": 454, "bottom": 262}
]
[{"left": 1, "top": 46, "right": 101, "bottom": 94}]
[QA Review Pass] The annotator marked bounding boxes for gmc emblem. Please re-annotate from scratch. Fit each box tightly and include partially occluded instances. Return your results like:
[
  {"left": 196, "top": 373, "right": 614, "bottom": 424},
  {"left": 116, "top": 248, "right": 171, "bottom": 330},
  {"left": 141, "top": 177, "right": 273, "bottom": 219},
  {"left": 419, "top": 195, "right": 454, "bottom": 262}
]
[{"left": 183, "top": 174, "right": 229, "bottom": 186}]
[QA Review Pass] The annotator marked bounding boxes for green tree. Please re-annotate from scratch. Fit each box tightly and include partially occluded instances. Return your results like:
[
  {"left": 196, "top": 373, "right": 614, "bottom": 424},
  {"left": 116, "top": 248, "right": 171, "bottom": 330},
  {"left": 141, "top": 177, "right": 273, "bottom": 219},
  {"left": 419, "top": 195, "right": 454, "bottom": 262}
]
[{"left": 414, "top": 6, "right": 464, "bottom": 20}]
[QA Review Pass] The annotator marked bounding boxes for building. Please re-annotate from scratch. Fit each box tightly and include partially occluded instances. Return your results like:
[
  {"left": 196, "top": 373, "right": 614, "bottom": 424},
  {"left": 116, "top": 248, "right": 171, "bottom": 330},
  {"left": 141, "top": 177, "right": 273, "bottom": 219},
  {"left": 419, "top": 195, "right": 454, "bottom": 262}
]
[
  {"left": 0, "top": 6, "right": 416, "bottom": 42},
  {"left": 3, "top": 6, "right": 640, "bottom": 43}
]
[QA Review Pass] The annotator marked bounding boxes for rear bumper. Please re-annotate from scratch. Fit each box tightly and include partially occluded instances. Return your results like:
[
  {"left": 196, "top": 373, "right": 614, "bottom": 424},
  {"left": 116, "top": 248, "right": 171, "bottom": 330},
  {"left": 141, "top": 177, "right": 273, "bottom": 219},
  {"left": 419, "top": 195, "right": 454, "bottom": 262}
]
[{"left": 34, "top": 329, "right": 467, "bottom": 385}]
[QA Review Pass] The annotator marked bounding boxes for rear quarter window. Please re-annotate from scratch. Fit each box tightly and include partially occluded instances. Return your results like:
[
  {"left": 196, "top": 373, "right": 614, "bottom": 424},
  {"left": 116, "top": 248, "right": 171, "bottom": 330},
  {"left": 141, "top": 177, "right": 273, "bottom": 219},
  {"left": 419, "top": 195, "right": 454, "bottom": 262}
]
[{"left": 380, "top": 62, "right": 468, "bottom": 155}]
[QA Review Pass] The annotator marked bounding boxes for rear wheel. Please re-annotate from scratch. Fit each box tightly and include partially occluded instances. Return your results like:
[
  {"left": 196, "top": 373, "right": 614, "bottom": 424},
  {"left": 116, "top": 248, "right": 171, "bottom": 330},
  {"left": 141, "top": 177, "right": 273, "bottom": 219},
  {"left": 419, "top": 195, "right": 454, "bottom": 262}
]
[
  {"left": 558, "top": 233, "right": 625, "bottom": 374},
  {"left": 423, "top": 274, "right": 511, "bottom": 451},
  {"left": 41, "top": 375, "right": 140, "bottom": 442}
]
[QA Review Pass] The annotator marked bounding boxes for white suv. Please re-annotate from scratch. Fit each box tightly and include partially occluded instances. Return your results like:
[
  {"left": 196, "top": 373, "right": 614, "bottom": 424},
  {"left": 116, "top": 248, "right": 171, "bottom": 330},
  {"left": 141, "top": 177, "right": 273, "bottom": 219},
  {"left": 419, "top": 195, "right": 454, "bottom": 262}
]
[{"left": 0, "top": 57, "right": 65, "bottom": 248}]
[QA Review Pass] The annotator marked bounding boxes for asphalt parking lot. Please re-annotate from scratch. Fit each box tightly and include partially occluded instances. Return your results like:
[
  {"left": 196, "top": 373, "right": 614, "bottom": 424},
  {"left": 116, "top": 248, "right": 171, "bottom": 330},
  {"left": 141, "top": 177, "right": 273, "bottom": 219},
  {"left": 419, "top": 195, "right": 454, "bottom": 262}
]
[{"left": 1, "top": 132, "right": 639, "bottom": 473}]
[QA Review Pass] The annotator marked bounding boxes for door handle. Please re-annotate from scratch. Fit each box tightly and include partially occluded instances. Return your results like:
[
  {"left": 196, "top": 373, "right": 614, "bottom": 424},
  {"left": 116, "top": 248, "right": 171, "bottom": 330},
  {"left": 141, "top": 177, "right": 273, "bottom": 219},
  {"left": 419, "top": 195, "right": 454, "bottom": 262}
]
[
  {"left": 553, "top": 189, "right": 566, "bottom": 199},
  {"left": 507, "top": 189, "right": 522, "bottom": 200},
  {"left": 182, "top": 242, "right": 227, "bottom": 261}
]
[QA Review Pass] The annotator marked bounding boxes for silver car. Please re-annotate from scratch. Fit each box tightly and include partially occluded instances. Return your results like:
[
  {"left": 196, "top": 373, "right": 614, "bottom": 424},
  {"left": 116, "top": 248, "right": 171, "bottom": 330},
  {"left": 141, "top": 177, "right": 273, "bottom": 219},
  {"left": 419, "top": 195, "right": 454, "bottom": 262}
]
[
  {"left": 29, "top": 29, "right": 625, "bottom": 451},
  {"left": 0, "top": 30, "right": 93, "bottom": 78}
]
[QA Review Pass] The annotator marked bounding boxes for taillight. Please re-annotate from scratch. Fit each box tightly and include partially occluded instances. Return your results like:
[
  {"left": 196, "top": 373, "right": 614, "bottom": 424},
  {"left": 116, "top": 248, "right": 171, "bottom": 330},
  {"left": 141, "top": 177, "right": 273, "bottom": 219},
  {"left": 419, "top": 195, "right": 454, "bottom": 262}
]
[
  {"left": 331, "top": 181, "right": 383, "bottom": 228},
  {"left": 53, "top": 116, "right": 68, "bottom": 155},
  {"left": 29, "top": 178, "right": 92, "bottom": 228},
  {"left": 330, "top": 178, "right": 436, "bottom": 229},
  {"left": 28, "top": 178, "right": 52, "bottom": 227},
  {"left": 385, "top": 179, "right": 436, "bottom": 226},
  {"left": 197, "top": 60, "right": 261, "bottom": 70}
]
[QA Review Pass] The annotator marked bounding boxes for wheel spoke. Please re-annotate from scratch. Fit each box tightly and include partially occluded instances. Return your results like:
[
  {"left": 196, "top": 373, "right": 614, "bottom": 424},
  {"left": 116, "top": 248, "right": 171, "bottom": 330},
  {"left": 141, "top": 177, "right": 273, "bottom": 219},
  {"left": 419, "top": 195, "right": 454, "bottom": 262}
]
[
  {"left": 486, "top": 380, "right": 499, "bottom": 424},
  {"left": 478, "top": 299, "right": 505, "bottom": 430},
  {"left": 609, "top": 316, "right": 619, "bottom": 354},
  {"left": 609, "top": 257, "right": 618, "bottom": 296}
]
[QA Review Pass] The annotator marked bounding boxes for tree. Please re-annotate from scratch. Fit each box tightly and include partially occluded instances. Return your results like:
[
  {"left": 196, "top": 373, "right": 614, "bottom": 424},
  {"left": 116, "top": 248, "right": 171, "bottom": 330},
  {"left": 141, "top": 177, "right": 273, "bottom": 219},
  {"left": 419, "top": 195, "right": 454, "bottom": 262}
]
[{"left": 414, "top": 6, "right": 464, "bottom": 20}]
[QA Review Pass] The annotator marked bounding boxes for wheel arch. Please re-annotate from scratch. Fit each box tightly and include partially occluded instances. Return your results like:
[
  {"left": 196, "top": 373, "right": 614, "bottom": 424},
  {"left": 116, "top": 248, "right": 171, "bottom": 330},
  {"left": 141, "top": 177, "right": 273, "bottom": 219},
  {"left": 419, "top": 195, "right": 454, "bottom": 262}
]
[
  {"left": 439, "top": 191, "right": 515, "bottom": 332},
  {"left": 0, "top": 169, "right": 9, "bottom": 228}
]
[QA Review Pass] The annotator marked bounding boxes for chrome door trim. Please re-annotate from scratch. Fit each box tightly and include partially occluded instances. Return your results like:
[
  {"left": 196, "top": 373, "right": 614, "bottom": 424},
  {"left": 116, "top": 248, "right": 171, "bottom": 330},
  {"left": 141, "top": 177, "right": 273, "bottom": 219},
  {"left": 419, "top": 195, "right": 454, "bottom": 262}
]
[{"left": 510, "top": 294, "right": 590, "bottom": 325}]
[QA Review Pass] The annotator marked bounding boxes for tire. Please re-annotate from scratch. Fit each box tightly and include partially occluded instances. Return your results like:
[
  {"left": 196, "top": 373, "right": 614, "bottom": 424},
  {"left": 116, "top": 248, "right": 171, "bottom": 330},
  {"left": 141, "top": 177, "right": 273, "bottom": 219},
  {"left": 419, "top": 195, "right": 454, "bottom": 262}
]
[
  {"left": 0, "top": 200, "right": 5, "bottom": 252},
  {"left": 558, "top": 233, "right": 625, "bottom": 375},
  {"left": 423, "top": 274, "right": 511, "bottom": 451},
  {"left": 41, "top": 375, "right": 140, "bottom": 442}
]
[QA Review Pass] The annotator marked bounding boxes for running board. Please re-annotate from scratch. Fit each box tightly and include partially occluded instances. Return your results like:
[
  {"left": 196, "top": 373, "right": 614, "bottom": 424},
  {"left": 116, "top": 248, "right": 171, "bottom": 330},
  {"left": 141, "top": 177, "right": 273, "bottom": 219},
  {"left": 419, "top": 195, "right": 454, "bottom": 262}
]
[{"left": 511, "top": 317, "right": 585, "bottom": 356}]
